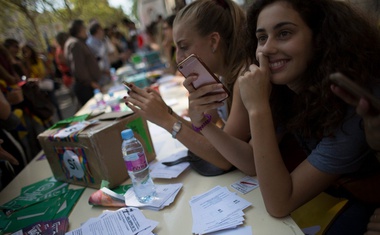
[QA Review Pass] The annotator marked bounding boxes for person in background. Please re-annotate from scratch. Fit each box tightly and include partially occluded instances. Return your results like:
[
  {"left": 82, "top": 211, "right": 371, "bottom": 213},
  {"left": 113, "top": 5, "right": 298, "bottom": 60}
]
[
  {"left": 64, "top": 19, "right": 101, "bottom": 106},
  {"left": 3, "top": 39, "right": 27, "bottom": 79},
  {"left": 161, "top": 14, "right": 177, "bottom": 75},
  {"left": 0, "top": 89, "right": 25, "bottom": 191},
  {"left": 107, "top": 29, "right": 130, "bottom": 70},
  {"left": 86, "top": 22, "right": 111, "bottom": 86},
  {"left": 22, "top": 43, "right": 63, "bottom": 120},
  {"left": 21, "top": 44, "right": 46, "bottom": 80},
  {"left": 122, "top": 18, "right": 138, "bottom": 53},
  {"left": 124, "top": 0, "right": 246, "bottom": 171},
  {"left": 331, "top": 79, "right": 380, "bottom": 235},
  {"left": 0, "top": 44, "right": 19, "bottom": 85},
  {"left": 182, "top": 0, "right": 380, "bottom": 234},
  {"left": 55, "top": 31, "right": 73, "bottom": 88}
]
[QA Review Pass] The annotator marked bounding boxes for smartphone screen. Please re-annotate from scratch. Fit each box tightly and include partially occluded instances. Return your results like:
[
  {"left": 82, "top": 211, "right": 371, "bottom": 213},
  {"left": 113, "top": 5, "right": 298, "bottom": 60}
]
[{"left": 177, "top": 54, "right": 229, "bottom": 100}]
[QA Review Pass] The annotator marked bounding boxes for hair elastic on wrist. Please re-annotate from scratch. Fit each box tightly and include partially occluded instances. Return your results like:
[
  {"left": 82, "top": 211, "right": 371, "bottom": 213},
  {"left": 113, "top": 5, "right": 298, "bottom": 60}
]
[{"left": 192, "top": 114, "right": 212, "bottom": 132}]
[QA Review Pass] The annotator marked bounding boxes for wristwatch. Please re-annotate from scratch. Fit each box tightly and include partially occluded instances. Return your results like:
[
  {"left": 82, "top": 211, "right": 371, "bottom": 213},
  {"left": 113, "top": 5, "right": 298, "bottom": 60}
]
[{"left": 171, "top": 121, "right": 182, "bottom": 138}]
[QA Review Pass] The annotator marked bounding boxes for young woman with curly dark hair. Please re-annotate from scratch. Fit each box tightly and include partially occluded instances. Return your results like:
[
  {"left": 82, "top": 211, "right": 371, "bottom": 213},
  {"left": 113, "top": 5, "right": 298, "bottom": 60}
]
[{"left": 183, "top": 0, "right": 380, "bottom": 234}]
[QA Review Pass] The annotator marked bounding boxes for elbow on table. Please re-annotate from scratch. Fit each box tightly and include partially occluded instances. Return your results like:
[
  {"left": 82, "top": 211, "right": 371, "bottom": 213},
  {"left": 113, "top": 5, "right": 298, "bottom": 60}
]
[
  {"left": 264, "top": 202, "right": 293, "bottom": 218},
  {"left": 217, "top": 162, "right": 235, "bottom": 172}
]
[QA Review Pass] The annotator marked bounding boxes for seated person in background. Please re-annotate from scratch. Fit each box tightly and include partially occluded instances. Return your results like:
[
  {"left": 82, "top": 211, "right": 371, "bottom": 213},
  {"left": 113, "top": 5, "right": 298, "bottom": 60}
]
[
  {"left": 0, "top": 44, "right": 19, "bottom": 85},
  {"left": 161, "top": 14, "right": 177, "bottom": 75},
  {"left": 183, "top": 0, "right": 380, "bottom": 234},
  {"left": 3, "top": 38, "right": 27, "bottom": 79},
  {"left": 22, "top": 43, "right": 63, "bottom": 120},
  {"left": 124, "top": 0, "right": 246, "bottom": 172},
  {"left": 0, "top": 89, "right": 24, "bottom": 191},
  {"left": 21, "top": 44, "right": 46, "bottom": 80},
  {"left": 106, "top": 29, "right": 130, "bottom": 70}
]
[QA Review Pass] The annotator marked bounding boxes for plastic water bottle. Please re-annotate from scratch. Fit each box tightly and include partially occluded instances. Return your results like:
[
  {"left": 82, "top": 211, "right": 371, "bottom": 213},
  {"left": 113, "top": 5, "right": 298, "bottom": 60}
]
[
  {"left": 108, "top": 92, "right": 120, "bottom": 112},
  {"left": 121, "top": 129, "right": 156, "bottom": 203}
]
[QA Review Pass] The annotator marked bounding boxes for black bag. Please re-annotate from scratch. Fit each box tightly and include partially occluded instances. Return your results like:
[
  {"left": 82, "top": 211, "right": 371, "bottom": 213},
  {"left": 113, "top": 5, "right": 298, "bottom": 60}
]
[{"left": 21, "top": 81, "right": 55, "bottom": 120}]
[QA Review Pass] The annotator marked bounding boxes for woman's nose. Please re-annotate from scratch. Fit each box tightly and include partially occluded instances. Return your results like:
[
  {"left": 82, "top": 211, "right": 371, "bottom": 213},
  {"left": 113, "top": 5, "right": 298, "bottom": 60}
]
[{"left": 259, "top": 38, "right": 278, "bottom": 56}]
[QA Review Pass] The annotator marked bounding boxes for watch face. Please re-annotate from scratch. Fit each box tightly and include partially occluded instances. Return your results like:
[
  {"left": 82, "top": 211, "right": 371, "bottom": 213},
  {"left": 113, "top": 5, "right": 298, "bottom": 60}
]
[{"left": 173, "top": 122, "right": 181, "bottom": 131}]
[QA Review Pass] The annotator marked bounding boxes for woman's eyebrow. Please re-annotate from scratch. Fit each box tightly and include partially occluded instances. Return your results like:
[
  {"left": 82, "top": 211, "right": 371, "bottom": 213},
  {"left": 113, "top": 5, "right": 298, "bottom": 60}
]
[{"left": 256, "top": 22, "right": 297, "bottom": 33}]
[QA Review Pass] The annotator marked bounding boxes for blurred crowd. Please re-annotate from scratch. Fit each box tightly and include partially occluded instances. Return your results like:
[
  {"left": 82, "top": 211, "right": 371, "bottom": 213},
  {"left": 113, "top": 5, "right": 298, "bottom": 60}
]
[{"left": 0, "top": 15, "right": 176, "bottom": 191}]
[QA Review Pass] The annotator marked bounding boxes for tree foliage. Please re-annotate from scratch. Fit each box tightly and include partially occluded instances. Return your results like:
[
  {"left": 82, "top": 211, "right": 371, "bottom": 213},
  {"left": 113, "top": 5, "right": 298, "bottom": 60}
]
[{"left": 0, "top": 0, "right": 131, "bottom": 51}]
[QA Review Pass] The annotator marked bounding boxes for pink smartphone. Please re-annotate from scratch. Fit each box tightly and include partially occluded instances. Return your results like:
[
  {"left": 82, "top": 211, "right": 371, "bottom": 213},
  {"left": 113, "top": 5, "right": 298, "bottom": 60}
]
[
  {"left": 177, "top": 54, "right": 230, "bottom": 101},
  {"left": 329, "top": 72, "right": 380, "bottom": 111}
]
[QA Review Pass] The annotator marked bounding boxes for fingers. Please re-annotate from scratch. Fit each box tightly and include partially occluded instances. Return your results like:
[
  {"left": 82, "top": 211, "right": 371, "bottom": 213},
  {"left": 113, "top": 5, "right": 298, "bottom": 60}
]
[
  {"left": 356, "top": 98, "right": 371, "bottom": 117},
  {"left": 145, "top": 87, "right": 160, "bottom": 96},
  {"left": 182, "top": 75, "right": 198, "bottom": 93},
  {"left": 0, "top": 145, "right": 19, "bottom": 165},
  {"left": 125, "top": 102, "right": 140, "bottom": 114},
  {"left": 331, "top": 84, "right": 359, "bottom": 107},
  {"left": 124, "top": 95, "right": 145, "bottom": 110},
  {"left": 257, "top": 52, "right": 269, "bottom": 71},
  {"left": 127, "top": 83, "right": 148, "bottom": 97}
]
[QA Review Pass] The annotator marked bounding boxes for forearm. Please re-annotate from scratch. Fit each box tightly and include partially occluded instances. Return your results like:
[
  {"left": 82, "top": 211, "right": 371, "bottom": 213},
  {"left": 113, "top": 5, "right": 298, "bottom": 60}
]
[
  {"left": 201, "top": 123, "right": 256, "bottom": 175},
  {"left": 249, "top": 106, "right": 294, "bottom": 217}
]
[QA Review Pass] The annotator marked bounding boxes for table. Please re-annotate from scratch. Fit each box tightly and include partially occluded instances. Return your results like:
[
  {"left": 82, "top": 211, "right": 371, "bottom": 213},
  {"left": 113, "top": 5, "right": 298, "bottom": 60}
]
[{"left": 0, "top": 75, "right": 303, "bottom": 235}]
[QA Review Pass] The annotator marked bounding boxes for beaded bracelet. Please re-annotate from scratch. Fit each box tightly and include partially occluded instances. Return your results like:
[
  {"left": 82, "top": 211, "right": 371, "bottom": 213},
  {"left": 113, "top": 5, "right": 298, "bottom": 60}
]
[{"left": 192, "top": 114, "right": 212, "bottom": 132}]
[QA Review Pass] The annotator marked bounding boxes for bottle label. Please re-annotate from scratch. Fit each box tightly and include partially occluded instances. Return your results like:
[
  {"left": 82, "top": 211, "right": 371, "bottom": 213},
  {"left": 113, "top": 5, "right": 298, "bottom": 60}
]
[{"left": 126, "top": 152, "right": 148, "bottom": 172}]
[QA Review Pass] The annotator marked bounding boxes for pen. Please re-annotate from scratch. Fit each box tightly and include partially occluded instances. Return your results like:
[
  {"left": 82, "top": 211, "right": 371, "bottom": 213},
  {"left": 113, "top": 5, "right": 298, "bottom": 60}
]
[{"left": 240, "top": 181, "right": 257, "bottom": 186}]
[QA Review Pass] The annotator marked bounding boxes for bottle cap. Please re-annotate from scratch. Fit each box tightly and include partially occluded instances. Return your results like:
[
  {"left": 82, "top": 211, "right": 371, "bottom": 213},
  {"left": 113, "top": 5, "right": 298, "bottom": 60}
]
[{"left": 121, "top": 129, "right": 134, "bottom": 140}]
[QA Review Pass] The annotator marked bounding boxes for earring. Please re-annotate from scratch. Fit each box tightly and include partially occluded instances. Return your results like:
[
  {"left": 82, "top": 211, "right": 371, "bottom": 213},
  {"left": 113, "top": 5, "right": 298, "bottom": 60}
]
[{"left": 212, "top": 48, "right": 216, "bottom": 53}]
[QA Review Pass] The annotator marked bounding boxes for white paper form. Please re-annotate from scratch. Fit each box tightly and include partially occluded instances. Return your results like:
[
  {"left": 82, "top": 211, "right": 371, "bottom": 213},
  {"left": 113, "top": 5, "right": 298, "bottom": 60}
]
[
  {"left": 150, "top": 149, "right": 190, "bottom": 179},
  {"left": 230, "top": 176, "right": 259, "bottom": 194},
  {"left": 189, "top": 186, "right": 251, "bottom": 234},
  {"left": 65, "top": 207, "right": 158, "bottom": 235},
  {"left": 148, "top": 122, "right": 187, "bottom": 157}
]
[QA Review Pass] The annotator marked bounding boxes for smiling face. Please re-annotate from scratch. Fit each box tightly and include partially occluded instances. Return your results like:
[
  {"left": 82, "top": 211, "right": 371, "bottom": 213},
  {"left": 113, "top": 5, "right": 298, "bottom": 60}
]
[{"left": 256, "top": 1, "right": 314, "bottom": 92}]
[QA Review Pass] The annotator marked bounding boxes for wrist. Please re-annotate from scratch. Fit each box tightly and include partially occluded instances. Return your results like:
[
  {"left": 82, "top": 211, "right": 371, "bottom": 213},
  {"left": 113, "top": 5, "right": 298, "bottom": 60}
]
[{"left": 192, "top": 114, "right": 212, "bottom": 132}]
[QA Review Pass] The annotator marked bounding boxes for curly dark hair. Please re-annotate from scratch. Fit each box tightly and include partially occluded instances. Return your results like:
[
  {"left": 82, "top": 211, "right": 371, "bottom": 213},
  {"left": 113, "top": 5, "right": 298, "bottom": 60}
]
[{"left": 245, "top": 0, "right": 380, "bottom": 138}]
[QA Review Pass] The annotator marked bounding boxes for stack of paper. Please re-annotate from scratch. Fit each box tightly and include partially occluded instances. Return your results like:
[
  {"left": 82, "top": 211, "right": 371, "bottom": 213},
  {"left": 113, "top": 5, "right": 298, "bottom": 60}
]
[
  {"left": 189, "top": 186, "right": 252, "bottom": 234},
  {"left": 150, "top": 149, "right": 190, "bottom": 179},
  {"left": 124, "top": 183, "right": 183, "bottom": 210},
  {"left": 66, "top": 207, "right": 158, "bottom": 235}
]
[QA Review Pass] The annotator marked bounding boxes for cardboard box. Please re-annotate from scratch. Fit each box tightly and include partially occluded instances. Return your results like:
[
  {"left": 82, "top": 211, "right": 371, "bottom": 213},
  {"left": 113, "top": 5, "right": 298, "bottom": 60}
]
[{"left": 37, "top": 111, "right": 156, "bottom": 189}]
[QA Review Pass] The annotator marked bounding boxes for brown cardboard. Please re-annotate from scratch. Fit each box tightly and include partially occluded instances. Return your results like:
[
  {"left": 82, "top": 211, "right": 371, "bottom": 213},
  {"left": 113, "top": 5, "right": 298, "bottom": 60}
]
[{"left": 37, "top": 112, "right": 156, "bottom": 189}]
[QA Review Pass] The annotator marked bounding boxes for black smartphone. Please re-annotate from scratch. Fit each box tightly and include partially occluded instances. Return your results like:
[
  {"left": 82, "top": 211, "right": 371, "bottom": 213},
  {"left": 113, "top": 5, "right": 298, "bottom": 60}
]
[
  {"left": 177, "top": 54, "right": 229, "bottom": 101},
  {"left": 329, "top": 72, "right": 380, "bottom": 111}
]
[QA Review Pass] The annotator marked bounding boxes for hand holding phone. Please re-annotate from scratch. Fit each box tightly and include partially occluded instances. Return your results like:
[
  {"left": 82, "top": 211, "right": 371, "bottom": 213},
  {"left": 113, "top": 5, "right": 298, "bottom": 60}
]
[
  {"left": 177, "top": 54, "right": 229, "bottom": 101},
  {"left": 329, "top": 72, "right": 380, "bottom": 111}
]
